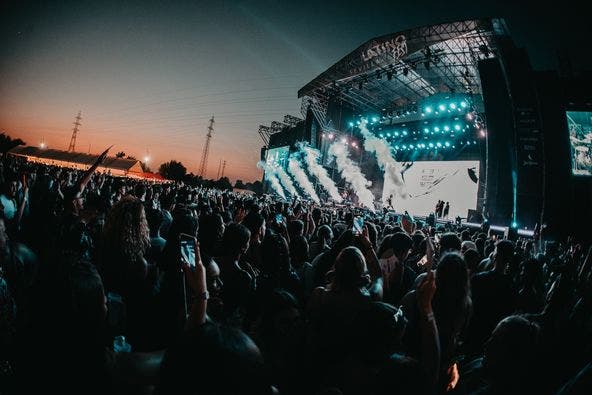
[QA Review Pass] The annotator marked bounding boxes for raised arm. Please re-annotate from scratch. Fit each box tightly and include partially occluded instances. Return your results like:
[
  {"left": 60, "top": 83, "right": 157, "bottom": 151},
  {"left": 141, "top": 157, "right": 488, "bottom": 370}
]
[
  {"left": 15, "top": 174, "right": 29, "bottom": 228},
  {"left": 75, "top": 146, "right": 111, "bottom": 196},
  {"left": 359, "top": 226, "right": 383, "bottom": 300},
  {"left": 305, "top": 210, "right": 316, "bottom": 238},
  {"left": 417, "top": 270, "right": 440, "bottom": 391},
  {"left": 183, "top": 240, "right": 208, "bottom": 329}
]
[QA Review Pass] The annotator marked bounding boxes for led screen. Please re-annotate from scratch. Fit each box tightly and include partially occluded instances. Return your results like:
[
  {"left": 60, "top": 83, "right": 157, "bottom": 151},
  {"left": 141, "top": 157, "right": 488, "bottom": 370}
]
[
  {"left": 382, "top": 160, "right": 480, "bottom": 219},
  {"left": 566, "top": 111, "right": 592, "bottom": 176},
  {"left": 265, "top": 146, "right": 290, "bottom": 169}
]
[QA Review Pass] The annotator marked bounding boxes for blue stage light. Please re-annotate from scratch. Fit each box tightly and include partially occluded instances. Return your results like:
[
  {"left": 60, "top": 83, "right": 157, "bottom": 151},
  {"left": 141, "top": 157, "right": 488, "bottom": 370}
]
[
  {"left": 436, "top": 142, "right": 442, "bottom": 147},
  {"left": 349, "top": 122, "right": 354, "bottom": 127},
  {"left": 444, "top": 125, "right": 450, "bottom": 131},
  {"left": 402, "top": 130, "right": 408, "bottom": 135},
  {"left": 394, "top": 145, "right": 399, "bottom": 149},
  {"left": 438, "top": 104, "right": 446, "bottom": 111},
  {"left": 379, "top": 134, "right": 384, "bottom": 138},
  {"left": 450, "top": 103, "right": 457, "bottom": 109},
  {"left": 372, "top": 117, "right": 378, "bottom": 123},
  {"left": 424, "top": 128, "right": 429, "bottom": 133},
  {"left": 425, "top": 106, "right": 433, "bottom": 113},
  {"left": 445, "top": 141, "right": 450, "bottom": 147},
  {"left": 454, "top": 124, "right": 461, "bottom": 131},
  {"left": 460, "top": 101, "right": 467, "bottom": 108},
  {"left": 511, "top": 221, "right": 518, "bottom": 228},
  {"left": 394, "top": 131, "right": 399, "bottom": 136},
  {"left": 434, "top": 127, "right": 440, "bottom": 132},
  {"left": 429, "top": 143, "right": 434, "bottom": 148},
  {"left": 402, "top": 144, "right": 407, "bottom": 149},
  {"left": 386, "top": 132, "right": 391, "bottom": 137}
]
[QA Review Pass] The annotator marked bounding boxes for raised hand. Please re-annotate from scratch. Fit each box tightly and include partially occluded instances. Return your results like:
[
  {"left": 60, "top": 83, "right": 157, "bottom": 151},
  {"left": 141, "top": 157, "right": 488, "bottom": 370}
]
[
  {"left": 181, "top": 240, "right": 207, "bottom": 327},
  {"left": 425, "top": 234, "right": 435, "bottom": 270},
  {"left": 181, "top": 240, "right": 206, "bottom": 294},
  {"left": 417, "top": 270, "right": 436, "bottom": 313},
  {"left": 359, "top": 225, "right": 373, "bottom": 252},
  {"left": 97, "top": 145, "right": 113, "bottom": 164}
]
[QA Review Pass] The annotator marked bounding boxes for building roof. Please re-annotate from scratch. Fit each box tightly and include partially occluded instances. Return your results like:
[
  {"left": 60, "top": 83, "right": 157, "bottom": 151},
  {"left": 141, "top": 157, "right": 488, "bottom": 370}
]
[{"left": 9, "top": 146, "right": 143, "bottom": 172}]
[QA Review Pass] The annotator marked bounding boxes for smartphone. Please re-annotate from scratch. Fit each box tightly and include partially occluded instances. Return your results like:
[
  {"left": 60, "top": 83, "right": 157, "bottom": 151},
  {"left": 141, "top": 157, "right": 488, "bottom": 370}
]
[
  {"left": 353, "top": 216, "right": 364, "bottom": 234},
  {"left": 275, "top": 213, "right": 284, "bottom": 224},
  {"left": 179, "top": 233, "right": 196, "bottom": 267}
]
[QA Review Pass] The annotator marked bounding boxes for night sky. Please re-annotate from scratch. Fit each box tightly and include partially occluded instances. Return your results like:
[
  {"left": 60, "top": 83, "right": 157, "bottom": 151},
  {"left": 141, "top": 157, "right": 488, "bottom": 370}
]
[{"left": 1, "top": 0, "right": 589, "bottom": 182}]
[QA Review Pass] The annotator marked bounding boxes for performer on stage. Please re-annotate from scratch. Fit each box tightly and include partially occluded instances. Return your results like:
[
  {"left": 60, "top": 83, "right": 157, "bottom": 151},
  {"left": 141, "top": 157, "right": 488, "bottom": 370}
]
[
  {"left": 386, "top": 194, "right": 394, "bottom": 210},
  {"left": 443, "top": 201, "right": 450, "bottom": 218}
]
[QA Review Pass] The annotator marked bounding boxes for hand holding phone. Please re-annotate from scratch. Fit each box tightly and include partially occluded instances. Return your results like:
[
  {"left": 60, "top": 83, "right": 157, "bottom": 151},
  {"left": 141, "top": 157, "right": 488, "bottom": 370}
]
[
  {"left": 353, "top": 216, "right": 364, "bottom": 235},
  {"left": 179, "top": 233, "right": 197, "bottom": 267}
]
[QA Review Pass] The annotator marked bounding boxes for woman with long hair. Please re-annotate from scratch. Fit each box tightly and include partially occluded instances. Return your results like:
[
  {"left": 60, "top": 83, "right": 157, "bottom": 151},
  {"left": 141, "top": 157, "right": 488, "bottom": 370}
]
[
  {"left": 400, "top": 252, "right": 472, "bottom": 390},
  {"left": 99, "top": 196, "right": 157, "bottom": 351}
]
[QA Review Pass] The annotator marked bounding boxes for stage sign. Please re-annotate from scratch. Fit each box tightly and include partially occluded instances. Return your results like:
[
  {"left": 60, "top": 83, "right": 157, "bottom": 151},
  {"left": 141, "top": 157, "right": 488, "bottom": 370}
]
[
  {"left": 566, "top": 111, "right": 592, "bottom": 176},
  {"left": 265, "top": 146, "right": 290, "bottom": 170},
  {"left": 382, "top": 160, "right": 480, "bottom": 219}
]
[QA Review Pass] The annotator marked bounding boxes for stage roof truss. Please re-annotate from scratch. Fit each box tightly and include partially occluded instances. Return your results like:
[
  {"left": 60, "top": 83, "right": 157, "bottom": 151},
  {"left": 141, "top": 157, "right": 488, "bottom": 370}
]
[{"left": 298, "top": 18, "right": 505, "bottom": 116}]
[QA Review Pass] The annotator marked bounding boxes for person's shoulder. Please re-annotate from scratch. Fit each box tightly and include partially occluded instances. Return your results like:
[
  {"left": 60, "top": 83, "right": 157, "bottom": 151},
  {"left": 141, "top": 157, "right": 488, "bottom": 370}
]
[
  {"left": 309, "top": 286, "right": 329, "bottom": 301},
  {"left": 13, "top": 242, "right": 38, "bottom": 264}
]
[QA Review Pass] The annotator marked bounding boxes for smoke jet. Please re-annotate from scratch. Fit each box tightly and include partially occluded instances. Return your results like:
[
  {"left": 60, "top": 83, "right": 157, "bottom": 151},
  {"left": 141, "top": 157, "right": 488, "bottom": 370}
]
[
  {"left": 327, "top": 141, "right": 375, "bottom": 210},
  {"left": 298, "top": 142, "right": 342, "bottom": 203},
  {"left": 257, "top": 161, "right": 286, "bottom": 199},
  {"left": 358, "top": 120, "right": 409, "bottom": 201},
  {"left": 288, "top": 154, "right": 320, "bottom": 203}
]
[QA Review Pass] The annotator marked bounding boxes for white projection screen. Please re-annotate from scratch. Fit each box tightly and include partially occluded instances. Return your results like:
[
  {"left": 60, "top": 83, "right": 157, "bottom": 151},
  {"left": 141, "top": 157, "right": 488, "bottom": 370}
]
[{"left": 382, "top": 160, "right": 480, "bottom": 219}]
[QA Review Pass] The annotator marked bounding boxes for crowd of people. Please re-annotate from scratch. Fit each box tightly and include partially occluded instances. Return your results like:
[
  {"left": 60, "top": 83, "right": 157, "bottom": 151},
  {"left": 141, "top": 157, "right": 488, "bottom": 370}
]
[{"left": 0, "top": 151, "right": 591, "bottom": 395}]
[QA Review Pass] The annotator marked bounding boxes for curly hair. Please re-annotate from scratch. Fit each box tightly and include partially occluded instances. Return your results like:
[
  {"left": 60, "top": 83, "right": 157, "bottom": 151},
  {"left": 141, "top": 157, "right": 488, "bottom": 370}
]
[{"left": 102, "top": 196, "right": 150, "bottom": 264}]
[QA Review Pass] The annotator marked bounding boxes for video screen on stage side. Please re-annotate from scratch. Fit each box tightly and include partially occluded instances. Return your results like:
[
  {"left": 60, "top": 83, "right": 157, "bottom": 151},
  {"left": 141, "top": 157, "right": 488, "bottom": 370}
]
[
  {"left": 566, "top": 111, "right": 592, "bottom": 176},
  {"left": 382, "top": 160, "right": 480, "bottom": 219},
  {"left": 265, "top": 146, "right": 290, "bottom": 169}
]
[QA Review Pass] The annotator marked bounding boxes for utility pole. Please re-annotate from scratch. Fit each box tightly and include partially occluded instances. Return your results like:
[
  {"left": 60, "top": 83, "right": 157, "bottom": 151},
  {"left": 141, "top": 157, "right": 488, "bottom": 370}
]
[
  {"left": 198, "top": 115, "right": 215, "bottom": 178},
  {"left": 220, "top": 160, "right": 227, "bottom": 178},
  {"left": 68, "top": 110, "right": 82, "bottom": 152},
  {"left": 216, "top": 159, "right": 222, "bottom": 179}
]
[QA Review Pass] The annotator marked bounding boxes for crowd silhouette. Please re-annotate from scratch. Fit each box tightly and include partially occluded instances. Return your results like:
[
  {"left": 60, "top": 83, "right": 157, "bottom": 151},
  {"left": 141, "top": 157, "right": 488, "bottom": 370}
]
[{"left": 0, "top": 152, "right": 590, "bottom": 395}]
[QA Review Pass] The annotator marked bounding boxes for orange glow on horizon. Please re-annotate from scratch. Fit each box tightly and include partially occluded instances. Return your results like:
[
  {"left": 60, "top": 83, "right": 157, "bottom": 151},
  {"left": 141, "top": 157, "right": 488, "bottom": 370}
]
[{"left": 1, "top": 119, "right": 264, "bottom": 184}]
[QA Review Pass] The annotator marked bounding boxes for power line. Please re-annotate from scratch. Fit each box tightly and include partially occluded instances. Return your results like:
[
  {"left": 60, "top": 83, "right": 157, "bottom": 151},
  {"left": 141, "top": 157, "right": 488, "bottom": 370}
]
[
  {"left": 216, "top": 159, "right": 222, "bottom": 179},
  {"left": 90, "top": 85, "right": 300, "bottom": 119}
]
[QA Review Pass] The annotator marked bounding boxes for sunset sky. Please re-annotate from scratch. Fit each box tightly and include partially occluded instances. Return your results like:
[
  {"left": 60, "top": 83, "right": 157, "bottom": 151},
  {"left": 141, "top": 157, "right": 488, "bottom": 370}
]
[{"left": 1, "top": 0, "right": 588, "bottom": 183}]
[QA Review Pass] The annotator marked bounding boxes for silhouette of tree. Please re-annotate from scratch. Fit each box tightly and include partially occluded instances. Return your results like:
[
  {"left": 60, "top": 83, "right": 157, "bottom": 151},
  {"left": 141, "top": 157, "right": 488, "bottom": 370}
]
[
  {"left": 214, "top": 177, "right": 233, "bottom": 191},
  {"left": 0, "top": 132, "right": 25, "bottom": 156},
  {"left": 159, "top": 160, "right": 187, "bottom": 181},
  {"left": 245, "top": 180, "right": 263, "bottom": 194},
  {"left": 115, "top": 151, "right": 126, "bottom": 158},
  {"left": 140, "top": 162, "right": 152, "bottom": 173},
  {"left": 234, "top": 179, "right": 245, "bottom": 189}
]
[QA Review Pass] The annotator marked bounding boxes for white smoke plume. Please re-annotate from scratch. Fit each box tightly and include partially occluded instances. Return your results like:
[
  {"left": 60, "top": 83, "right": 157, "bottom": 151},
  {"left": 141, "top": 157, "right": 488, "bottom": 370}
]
[
  {"left": 275, "top": 165, "right": 300, "bottom": 198},
  {"left": 358, "top": 120, "right": 409, "bottom": 201},
  {"left": 288, "top": 154, "right": 320, "bottom": 203},
  {"left": 297, "top": 142, "right": 342, "bottom": 202},
  {"left": 327, "top": 142, "right": 375, "bottom": 210},
  {"left": 257, "top": 161, "right": 286, "bottom": 199}
]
